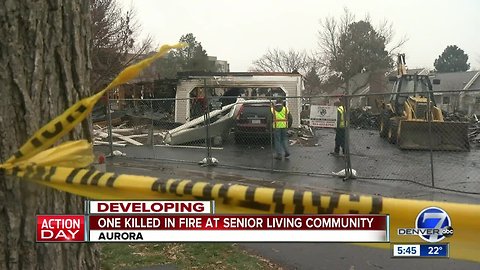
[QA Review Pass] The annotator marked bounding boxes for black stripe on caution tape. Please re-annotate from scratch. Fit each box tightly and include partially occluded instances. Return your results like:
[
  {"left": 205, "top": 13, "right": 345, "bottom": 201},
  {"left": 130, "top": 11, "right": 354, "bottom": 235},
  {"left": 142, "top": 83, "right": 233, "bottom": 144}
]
[
  {"left": 12, "top": 104, "right": 91, "bottom": 162},
  {"left": 23, "top": 166, "right": 34, "bottom": 179},
  {"left": 313, "top": 192, "right": 340, "bottom": 214},
  {"left": 293, "top": 190, "right": 304, "bottom": 214},
  {"left": 44, "top": 166, "right": 56, "bottom": 181},
  {"left": 33, "top": 165, "right": 46, "bottom": 180},
  {"left": 151, "top": 178, "right": 167, "bottom": 193},
  {"left": 66, "top": 168, "right": 82, "bottom": 184},
  {"left": 31, "top": 138, "right": 42, "bottom": 147},
  {"left": 183, "top": 182, "right": 194, "bottom": 195},
  {"left": 238, "top": 186, "right": 271, "bottom": 212},
  {"left": 67, "top": 105, "right": 87, "bottom": 122},
  {"left": 370, "top": 196, "right": 383, "bottom": 214},
  {"left": 201, "top": 184, "right": 213, "bottom": 200},
  {"left": 273, "top": 188, "right": 285, "bottom": 213},
  {"left": 80, "top": 167, "right": 97, "bottom": 185},
  {"left": 6, "top": 164, "right": 384, "bottom": 215},
  {"left": 169, "top": 180, "right": 181, "bottom": 196},
  {"left": 245, "top": 186, "right": 255, "bottom": 201},
  {"left": 348, "top": 194, "right": 361, "bottom": 214},
  {"left": 105, "top": 174, "right": 119, "bottom": 187},
  {"left": 41, "top": 122, "right": 62, "bottom": 139},
  {"left": 217, "top": 184, "right": 231, "bottom": 205},
  {"left": 90, "top": 172, "right": 104, "bottom": 186}
]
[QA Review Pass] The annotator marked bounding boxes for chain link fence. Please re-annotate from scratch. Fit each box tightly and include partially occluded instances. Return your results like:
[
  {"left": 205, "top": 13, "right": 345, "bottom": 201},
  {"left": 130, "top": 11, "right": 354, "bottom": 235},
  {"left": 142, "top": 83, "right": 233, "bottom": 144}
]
[{"left": 94, "top": 90, "right": 480, "bottom": 194}]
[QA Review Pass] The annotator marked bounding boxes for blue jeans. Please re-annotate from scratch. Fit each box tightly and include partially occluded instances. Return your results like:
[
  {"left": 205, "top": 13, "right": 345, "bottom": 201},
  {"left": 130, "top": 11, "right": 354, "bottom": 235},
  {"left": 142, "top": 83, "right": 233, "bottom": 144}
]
[{"left": 273, "top": 128, "right": 289, "bottom": 157}]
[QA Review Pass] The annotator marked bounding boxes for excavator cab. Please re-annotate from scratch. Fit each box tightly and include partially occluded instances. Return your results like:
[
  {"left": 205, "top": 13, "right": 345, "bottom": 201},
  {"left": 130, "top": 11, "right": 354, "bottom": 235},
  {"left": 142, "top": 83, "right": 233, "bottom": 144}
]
[{"left": 379, "top": 54, "right": 470, "bottom": 151}]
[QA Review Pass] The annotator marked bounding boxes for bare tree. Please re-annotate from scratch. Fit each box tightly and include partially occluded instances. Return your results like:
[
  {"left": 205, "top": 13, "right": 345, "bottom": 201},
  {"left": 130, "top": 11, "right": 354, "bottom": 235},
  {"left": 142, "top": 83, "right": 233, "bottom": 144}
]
[
  {"left": 375, "top": 19, "right": 408, "bottom": 57},
  {"left": 91, "top": 0, "right": 152, "bottom": 90},
  {"left": 251, "top": 48, "right": 313, "bottom": 74},
  {"left": 318, "top": 8, "right": 407, "bottom": 76},
  {"left": 0, "top": 0, "right": 98, "bottom": 269},
  {"left": 317, "top": 8, "right": 355, "bottom": 69}
]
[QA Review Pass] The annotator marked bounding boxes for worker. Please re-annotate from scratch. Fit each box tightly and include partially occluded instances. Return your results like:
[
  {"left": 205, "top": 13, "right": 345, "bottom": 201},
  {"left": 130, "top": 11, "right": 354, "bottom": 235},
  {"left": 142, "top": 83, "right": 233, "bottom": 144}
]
[
  {"left": 271, "top": 98, "right": 293, "bottom": 160},
  {"left": 332, "top": 100, "right": 346, "bottom": 156}
]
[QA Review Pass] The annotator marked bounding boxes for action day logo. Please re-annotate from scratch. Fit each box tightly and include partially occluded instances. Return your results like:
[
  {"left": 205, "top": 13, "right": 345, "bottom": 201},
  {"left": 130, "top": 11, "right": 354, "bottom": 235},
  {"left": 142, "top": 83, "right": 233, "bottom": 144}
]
[{"left": 398, "top": 207, "right": 454, "bottom": 243}]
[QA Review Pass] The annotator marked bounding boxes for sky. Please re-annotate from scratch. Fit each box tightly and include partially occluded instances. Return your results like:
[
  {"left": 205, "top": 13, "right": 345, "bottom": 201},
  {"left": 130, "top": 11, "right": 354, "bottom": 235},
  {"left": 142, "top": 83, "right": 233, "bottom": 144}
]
[{"left": 119, "top": 0, "right": 480, "bottom": 72}]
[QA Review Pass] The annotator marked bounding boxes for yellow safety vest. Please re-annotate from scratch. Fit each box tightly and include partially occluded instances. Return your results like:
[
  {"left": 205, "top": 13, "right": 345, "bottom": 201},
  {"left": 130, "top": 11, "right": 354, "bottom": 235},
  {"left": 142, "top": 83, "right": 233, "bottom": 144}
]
[
  {"left": 272, "top": 106, "right": 288, "bottom": 129},
  {"left": 337, "top": 105, "right": 345, "bottom": 128}
]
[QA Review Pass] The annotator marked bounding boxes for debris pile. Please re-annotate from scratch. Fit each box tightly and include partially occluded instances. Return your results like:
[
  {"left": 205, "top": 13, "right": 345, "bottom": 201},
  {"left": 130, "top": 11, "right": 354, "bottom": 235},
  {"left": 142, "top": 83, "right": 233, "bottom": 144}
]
[
  {"left": 297, "top": 125, "right": 314, "bottom": 138},
  {"left": 442, "top": 111, "right": 471, "bottom": 122},
  {"left": 468, "top": 115, "right": 480, "bottom": 145},
  {"left": 439, "top": 111, "right": 480, "bottom": 145},
  {"left": 289, "top": 125, "right": 317, "bottom": 146},
  {"left": 93, "top": 123, "right": 166, "bottom": 147},
  {"left": 349, "top": 108, "right": 379, "bottom": 130}
]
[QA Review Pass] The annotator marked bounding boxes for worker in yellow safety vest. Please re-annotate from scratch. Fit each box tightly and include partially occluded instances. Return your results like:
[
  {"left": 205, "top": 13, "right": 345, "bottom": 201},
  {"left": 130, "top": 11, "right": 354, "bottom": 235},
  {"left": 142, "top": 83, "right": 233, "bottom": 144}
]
[
  {"left": 271, "top": 98, "right": 293, "bottom": 160},
  {"left": 332, "top": 100, "right": 346, "bottom": 156}
]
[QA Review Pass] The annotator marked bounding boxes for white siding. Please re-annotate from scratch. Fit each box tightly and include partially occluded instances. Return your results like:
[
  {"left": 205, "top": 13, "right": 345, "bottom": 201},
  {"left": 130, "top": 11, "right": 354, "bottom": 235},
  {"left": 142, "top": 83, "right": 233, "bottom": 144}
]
[{"left": 175, "top": 75, "right": 303, "bottom": 127}]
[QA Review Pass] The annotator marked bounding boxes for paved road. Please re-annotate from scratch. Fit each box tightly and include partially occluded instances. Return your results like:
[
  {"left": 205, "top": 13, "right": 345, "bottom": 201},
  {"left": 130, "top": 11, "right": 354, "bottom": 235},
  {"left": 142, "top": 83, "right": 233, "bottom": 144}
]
[
  {"left": 98, "top": 128, "right": 480, "bottom": 195},
  {"left": 104, "top": 155, "right": 480, "bottom": 204},
  {"left": 104, "top": 159, "right": 479, "bottom": 270},
  {"left": 96, "top": 128, "right": 480, "bottom": 270}
]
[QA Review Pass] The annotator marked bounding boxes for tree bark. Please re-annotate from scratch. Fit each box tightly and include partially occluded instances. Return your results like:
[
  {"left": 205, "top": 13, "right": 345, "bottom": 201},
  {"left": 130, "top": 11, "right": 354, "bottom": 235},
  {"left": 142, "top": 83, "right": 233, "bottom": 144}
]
[{"left": 0, "top": 0, "right": 99, "bottom": 269}]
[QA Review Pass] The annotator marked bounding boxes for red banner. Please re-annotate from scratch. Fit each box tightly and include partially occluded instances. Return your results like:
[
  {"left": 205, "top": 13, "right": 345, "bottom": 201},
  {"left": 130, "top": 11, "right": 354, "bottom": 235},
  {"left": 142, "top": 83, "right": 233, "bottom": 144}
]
[
  {"left": 89, "top": 215, "right": 387, "bottom": 230},
  {"left": 36, "top": 215, "right": 85, "bottom": 242}
]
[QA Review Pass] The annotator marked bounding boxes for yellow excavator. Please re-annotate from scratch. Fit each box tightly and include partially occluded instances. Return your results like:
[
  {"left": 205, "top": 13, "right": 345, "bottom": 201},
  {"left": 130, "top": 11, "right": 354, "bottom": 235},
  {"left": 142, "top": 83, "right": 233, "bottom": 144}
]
[{"left": 377, "top": 54, "right": 470, "bottom": 151}]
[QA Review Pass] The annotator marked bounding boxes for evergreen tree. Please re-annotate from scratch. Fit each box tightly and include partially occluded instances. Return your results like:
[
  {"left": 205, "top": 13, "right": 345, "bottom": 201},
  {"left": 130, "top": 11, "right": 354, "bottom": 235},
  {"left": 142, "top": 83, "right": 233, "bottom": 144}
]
[{"left": 434, "top": 45, "right": 470, "bottom": 72}]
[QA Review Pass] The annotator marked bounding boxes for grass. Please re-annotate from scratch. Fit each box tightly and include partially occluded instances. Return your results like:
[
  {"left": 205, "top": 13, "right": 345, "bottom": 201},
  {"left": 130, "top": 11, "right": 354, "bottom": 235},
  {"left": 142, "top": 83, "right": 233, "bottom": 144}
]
[{"left": 101, "top": 243, "right": 281, "bottom": 270}]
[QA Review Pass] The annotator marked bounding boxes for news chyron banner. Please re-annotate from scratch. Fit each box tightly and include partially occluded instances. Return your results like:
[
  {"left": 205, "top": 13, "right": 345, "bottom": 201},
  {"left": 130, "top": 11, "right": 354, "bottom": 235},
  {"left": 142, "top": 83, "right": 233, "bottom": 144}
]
[{"left": 36, "top": 200, "right": 389, "bottom": 243}]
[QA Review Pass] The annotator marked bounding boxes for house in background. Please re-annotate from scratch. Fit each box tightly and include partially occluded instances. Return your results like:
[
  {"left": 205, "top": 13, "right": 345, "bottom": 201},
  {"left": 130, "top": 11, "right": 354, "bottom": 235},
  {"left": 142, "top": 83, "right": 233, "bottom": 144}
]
[
  {"left": 330, "top": 71, "right": 390, "bottom": 111},
  {"left": 174, "top": 72, "right": 304, "bottom": 127},
  {"left": 110, "top": 53, "right": 230, "bottom": 106},
  {"left": 208, "top": 56, "right": 230, "bottom": 72},
  {"left": 329, "top": 69, "right": 480, "bottom": 115},
  {"left": 431, "top": 71, "right": 480, "bottom": 115}
]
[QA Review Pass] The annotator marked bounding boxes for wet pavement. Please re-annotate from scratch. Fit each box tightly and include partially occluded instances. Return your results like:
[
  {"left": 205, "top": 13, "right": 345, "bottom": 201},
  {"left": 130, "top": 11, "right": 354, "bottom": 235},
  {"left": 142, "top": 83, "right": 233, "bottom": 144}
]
[
  {"left": 96, "top": 128, "right": 480, "bottom": 270},
  {"left": 96, "top": 128, "right": 480, "bottom": 203},
  {"left": 106, "top": 156, "right": 480, "bottom": 204}
]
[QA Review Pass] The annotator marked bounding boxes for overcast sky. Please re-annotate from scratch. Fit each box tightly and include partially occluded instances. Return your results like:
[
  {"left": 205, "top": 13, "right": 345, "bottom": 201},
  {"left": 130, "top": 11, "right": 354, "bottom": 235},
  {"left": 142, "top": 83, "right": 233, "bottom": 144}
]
[{"left": 119, "top": 0, "right": 480, "bottom": 72}]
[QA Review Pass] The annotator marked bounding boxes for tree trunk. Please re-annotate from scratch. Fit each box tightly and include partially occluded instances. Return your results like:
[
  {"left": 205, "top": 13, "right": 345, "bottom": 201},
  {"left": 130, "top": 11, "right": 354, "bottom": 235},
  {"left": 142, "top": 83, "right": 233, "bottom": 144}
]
[{"left": 0, "top": 0, "right": 99, "bottom": 269}]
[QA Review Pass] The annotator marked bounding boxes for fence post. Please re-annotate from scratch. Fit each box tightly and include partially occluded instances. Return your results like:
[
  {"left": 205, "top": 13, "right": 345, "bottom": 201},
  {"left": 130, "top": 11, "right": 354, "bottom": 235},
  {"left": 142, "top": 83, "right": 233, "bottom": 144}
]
[
  {"left": 106, "top": 95, "right": 114, "bottom": 157},
  {"left": 427, "top": 92, "right": 435, "bottom": 187},
  {"left": 270, "top": 96, "right": 274, "bottom": 173},
  {"left": 149, "top": 99, "right": 154, "bottom": 147},
  {"left": 199, "top": 78, "right": 217, "bottom": 166},
  {"left": 343, "top": 94, "right": 353, "bottom": 180}
]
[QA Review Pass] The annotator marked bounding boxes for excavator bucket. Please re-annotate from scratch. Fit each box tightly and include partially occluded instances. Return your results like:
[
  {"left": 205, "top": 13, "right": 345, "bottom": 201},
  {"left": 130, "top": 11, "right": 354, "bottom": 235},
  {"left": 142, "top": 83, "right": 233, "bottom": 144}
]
[{"left": 398, "top": 120, "right": 470, "bottom": 151}]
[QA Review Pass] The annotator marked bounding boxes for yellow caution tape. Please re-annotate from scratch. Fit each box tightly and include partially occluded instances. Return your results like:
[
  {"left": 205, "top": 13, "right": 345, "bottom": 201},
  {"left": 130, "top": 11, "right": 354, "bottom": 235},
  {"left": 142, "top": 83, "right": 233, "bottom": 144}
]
[
  {"left": 1, "top": 41, "right": 479, "bottom": 263},
  {"left": 4, "top": 140, "right": 94, "bottom": 170},
  {"left": 1, "top": 164, "right": 478, "bottom": 262},
  {"left": 4, "top": 43, "right": 186, "bottom": 165}
]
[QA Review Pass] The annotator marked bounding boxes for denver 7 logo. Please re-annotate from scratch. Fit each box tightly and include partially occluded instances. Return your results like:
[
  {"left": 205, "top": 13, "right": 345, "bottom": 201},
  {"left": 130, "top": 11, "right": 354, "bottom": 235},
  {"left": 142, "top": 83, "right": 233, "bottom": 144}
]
[{"left": 415, "top": 207, "right": 453, "bottom": 242}]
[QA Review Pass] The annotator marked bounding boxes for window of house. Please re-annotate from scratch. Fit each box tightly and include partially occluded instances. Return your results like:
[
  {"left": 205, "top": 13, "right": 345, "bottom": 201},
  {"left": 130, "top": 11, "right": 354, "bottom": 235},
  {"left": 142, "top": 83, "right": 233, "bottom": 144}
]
[
  {"left": 442, "top": 96, "right": 450, "bottom": 105},
  {"left": 476, "top": 96, "right": 480, "bottom": 104}
]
